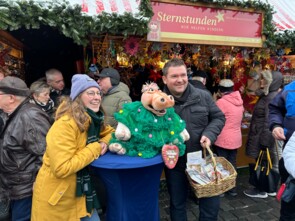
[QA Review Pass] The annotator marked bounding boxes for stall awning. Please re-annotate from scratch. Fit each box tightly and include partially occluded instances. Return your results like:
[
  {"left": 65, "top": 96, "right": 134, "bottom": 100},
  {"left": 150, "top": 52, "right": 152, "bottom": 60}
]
[
  {"left": 68, "top": 0, "right": 140, "bottom": 15},
  {"left": 261, "top": 0, "right": 295, "bottom": 32}
]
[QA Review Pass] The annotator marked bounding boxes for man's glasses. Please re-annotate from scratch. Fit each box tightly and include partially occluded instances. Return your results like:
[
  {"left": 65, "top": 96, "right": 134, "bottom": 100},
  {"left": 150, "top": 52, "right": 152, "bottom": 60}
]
[{"left": 85, "top": 91, "right": 102, "bottom": 98}]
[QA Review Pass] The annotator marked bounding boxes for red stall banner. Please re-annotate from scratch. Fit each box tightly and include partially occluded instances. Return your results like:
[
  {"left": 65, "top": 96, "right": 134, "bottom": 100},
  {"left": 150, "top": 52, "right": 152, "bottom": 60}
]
[{"left": 147, "top": 1, "right": 263, "bottom": 47}]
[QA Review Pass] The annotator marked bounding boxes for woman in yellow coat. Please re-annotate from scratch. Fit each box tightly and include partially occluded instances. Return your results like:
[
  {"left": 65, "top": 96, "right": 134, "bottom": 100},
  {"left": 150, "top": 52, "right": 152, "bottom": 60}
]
[{"left": 31, "top": 74, "right": 115, "bottom": 221}]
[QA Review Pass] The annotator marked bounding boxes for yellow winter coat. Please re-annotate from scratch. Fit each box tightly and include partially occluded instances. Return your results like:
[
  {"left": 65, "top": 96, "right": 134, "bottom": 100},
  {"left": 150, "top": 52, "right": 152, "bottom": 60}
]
[{"left": 31, "top": 114, "right": 114, "bottom": 221}]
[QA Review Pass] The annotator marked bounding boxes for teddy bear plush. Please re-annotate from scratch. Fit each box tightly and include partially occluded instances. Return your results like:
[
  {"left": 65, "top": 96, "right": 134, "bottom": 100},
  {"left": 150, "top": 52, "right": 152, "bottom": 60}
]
[{"left": 108, "top": 82, "right": 190, "bottom": 168}]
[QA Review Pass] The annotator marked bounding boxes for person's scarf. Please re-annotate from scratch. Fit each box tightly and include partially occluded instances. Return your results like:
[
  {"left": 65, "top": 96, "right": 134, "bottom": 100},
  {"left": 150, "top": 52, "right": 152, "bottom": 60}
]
[
  {"left": 163, "top": 84, "right": 191, "bottom": 104},
  {"left": 32, "top": 98, "right": 55, "bottom": 113},
  {"left": 76, "top": 108, "right": 104, "bottom": 213}
]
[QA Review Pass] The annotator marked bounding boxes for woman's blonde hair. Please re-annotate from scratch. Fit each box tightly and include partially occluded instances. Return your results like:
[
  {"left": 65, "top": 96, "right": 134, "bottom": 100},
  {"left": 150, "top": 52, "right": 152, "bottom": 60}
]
[
  {"left": 30, "top": 79, "right": 50, "bottom": 96},
  {"left": 55, "top": 95, "right": 105, "bottom": 132}
]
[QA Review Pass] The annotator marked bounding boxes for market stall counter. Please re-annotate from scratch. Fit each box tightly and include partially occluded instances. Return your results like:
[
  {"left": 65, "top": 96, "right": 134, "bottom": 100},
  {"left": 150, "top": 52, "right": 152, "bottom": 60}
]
[{"left": 90, "top": 152, "right": 164, "bottom": 221}]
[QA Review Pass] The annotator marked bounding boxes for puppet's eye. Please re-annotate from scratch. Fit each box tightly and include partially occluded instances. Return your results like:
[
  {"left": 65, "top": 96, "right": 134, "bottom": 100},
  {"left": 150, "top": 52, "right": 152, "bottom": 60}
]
[{"left": 149, "top": 88, "right": 154, "bottom": 92}]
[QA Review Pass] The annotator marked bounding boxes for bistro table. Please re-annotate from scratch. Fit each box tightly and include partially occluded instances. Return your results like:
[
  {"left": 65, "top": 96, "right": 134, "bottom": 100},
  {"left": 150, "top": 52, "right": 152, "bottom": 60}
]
[{"left": 90, "top": 151, "right": 164, "bottom": 221}]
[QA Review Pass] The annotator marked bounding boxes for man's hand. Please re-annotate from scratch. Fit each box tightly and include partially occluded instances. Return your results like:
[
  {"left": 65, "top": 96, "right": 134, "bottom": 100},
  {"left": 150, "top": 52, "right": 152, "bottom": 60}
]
[
  {"left": 99, "top": 142, "right": 108, "bottom": 155},
  {"left": 272, "top": 127, "right": 286, "bottom": 140},
  {"left": 200, "top": 136, "right": 211, "bottom": 148}
]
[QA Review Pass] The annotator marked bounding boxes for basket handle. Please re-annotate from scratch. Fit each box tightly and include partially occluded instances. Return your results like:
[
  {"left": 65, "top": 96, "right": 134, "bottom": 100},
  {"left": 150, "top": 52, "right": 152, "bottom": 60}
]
[{"left": 203, "top": 144, "right": 218, "bottom": 183}]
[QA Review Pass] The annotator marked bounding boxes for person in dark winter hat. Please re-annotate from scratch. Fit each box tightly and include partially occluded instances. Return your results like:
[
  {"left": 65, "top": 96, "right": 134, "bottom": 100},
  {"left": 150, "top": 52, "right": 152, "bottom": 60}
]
[
  {"left": 70, "top": 74, "right": 101, "bottom": 101},
  {"left": 0, "top": 76, "right": 31, "bottom": 97},
  {"left": 189, "top": 68, "right": 210, "bottom": 94},
  {"left": 96, "top": 67, "right": 131, "bottom": 128},
  {"left": 193, "top": 70, "right": 207, "bottom": 78},
  {"left": 0, "top": 76, "right": 51, "bottom": 221},
  {"left": 98, "top": 68, "right": 120, "bottom": 87}
]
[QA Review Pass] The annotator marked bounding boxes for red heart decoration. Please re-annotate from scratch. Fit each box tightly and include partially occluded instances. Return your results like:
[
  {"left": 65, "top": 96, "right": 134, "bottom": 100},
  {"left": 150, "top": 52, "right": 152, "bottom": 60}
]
[{"left": 161, "top": 144, "right": 179, "bottom": 169}]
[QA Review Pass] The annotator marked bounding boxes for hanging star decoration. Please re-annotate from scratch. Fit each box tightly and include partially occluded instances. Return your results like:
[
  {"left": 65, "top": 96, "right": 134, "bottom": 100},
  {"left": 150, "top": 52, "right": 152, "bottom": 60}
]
[
  {"left": 192, "top": 53, "right": 200, "bottom": 60},
  {"left": 284, "top": 48, "right": 292, "bottom": 55},
  {"left": 215, "top": 12, "right": 224, "bottom": 22},
  {"left": 249, "top": 96, "right": 259, "bottom": 105}
]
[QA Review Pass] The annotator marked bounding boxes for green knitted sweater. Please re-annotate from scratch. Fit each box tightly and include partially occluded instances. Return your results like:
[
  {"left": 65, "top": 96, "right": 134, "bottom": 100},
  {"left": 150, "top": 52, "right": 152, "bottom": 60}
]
[{"left": 109, "top": 101, "right": 186, "bottom": 158}]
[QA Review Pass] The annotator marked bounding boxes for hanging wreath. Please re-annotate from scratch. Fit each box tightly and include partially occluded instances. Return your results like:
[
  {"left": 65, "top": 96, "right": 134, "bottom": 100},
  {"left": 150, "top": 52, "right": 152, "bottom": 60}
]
[{"left": 124, "top": 37, "right": 140, "bottom": 56}]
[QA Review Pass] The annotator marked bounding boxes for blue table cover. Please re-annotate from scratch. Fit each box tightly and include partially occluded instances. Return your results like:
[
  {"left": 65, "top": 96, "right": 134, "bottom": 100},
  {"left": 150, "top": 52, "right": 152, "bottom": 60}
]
[
  {"left": 91, "top": 152, "right": 164, "bottom": 221},
  {"left": 91, "top": 151, "right": 163, "bottom": 169}
]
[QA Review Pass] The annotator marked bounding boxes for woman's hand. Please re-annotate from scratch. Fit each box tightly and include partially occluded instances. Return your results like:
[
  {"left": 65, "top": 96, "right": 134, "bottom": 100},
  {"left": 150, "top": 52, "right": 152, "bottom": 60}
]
[{"left": 99, "top": 142, "right": 108, "bottom": 155}]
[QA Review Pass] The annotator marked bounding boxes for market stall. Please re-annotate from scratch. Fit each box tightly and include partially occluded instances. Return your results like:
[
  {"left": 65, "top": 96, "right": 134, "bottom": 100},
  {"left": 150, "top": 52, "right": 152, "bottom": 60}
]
[
  {"left": 0, "top": 30, "right": 25, "bottom": 79},
  {"left": 82, "top": 0, "right": 295, "bottom": 167}
]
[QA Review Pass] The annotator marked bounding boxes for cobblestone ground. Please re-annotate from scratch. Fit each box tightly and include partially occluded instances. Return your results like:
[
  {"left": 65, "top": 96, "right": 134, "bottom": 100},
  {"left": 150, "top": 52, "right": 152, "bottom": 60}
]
[
  {"left": 100, "top": 169, "right": 280, "bottom": 221},
  {"left": 159, "top": 169, "right": 281, "bottom": 221}
]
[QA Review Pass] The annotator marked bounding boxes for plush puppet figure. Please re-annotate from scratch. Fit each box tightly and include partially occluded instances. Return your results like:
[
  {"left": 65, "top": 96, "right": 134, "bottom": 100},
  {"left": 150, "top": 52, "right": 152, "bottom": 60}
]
[{"left": 109, "top": 82, "right": 190, "bottom": 168}]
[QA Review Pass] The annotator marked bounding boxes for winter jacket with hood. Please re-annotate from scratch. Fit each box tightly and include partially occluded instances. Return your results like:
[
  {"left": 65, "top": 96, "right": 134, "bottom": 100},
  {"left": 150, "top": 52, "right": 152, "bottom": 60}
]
[
  {"left": 246, "top": 70, "right": 283, "bottom": 159},
  {"left": 214, "top": 91, "right": 244, "bottom": 149},
  {"left": 102, "top": 82, "right": 132, "bottom": 128}
]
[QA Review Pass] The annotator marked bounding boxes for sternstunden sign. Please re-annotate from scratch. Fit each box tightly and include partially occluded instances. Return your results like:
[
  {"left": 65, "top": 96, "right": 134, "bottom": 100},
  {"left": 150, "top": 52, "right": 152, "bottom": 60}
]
[{"left": 147, "top": 1, "right": 263, "bottom": 47}]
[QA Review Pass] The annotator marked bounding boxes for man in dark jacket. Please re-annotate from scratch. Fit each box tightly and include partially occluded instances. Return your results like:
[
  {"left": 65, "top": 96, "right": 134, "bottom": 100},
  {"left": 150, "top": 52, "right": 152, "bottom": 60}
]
[
  {"left": 162, "top": 58, "right": 225, "bottom": 221},
  {"left": 0, "top": 77, "right": 51, "bottom": 221}
]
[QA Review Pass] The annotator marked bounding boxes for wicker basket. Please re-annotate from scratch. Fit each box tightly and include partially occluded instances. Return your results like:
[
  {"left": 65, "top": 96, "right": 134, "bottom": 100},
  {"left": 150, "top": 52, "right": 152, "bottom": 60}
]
[{"left": 186, "top": 146, "right": 237, "bottom": 198}]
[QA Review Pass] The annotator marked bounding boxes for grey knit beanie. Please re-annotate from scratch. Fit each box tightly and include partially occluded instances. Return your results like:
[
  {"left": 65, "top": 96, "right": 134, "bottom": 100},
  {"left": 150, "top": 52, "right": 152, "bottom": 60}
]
[{"left": 70, "top": 74, "right": 100, "bottom": 101}]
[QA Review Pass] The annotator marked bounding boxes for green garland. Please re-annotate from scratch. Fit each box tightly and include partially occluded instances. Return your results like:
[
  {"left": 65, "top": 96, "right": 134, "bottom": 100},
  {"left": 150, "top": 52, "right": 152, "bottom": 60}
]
[
  {"left": 0, "top": 0, "right": 294, "bottom": 49},
  {"left": 0, "top": 0, "right": 153, "bottom": 46}
]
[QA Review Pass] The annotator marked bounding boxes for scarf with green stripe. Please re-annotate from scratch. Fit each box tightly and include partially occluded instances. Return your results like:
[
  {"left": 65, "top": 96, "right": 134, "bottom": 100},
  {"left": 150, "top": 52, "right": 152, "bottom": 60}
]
[{"left": 76, "top": 108, "right": 103, "bottom": 213}]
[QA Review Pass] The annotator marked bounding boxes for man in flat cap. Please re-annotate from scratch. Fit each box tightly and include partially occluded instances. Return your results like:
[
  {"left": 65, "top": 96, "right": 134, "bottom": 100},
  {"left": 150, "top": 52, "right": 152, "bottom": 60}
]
[
  {"left": 96, "top": 67, "right": 132, "bottom": 128},
  {"left": 0, "top": 76, "right": 51, "bottom": 221}
]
